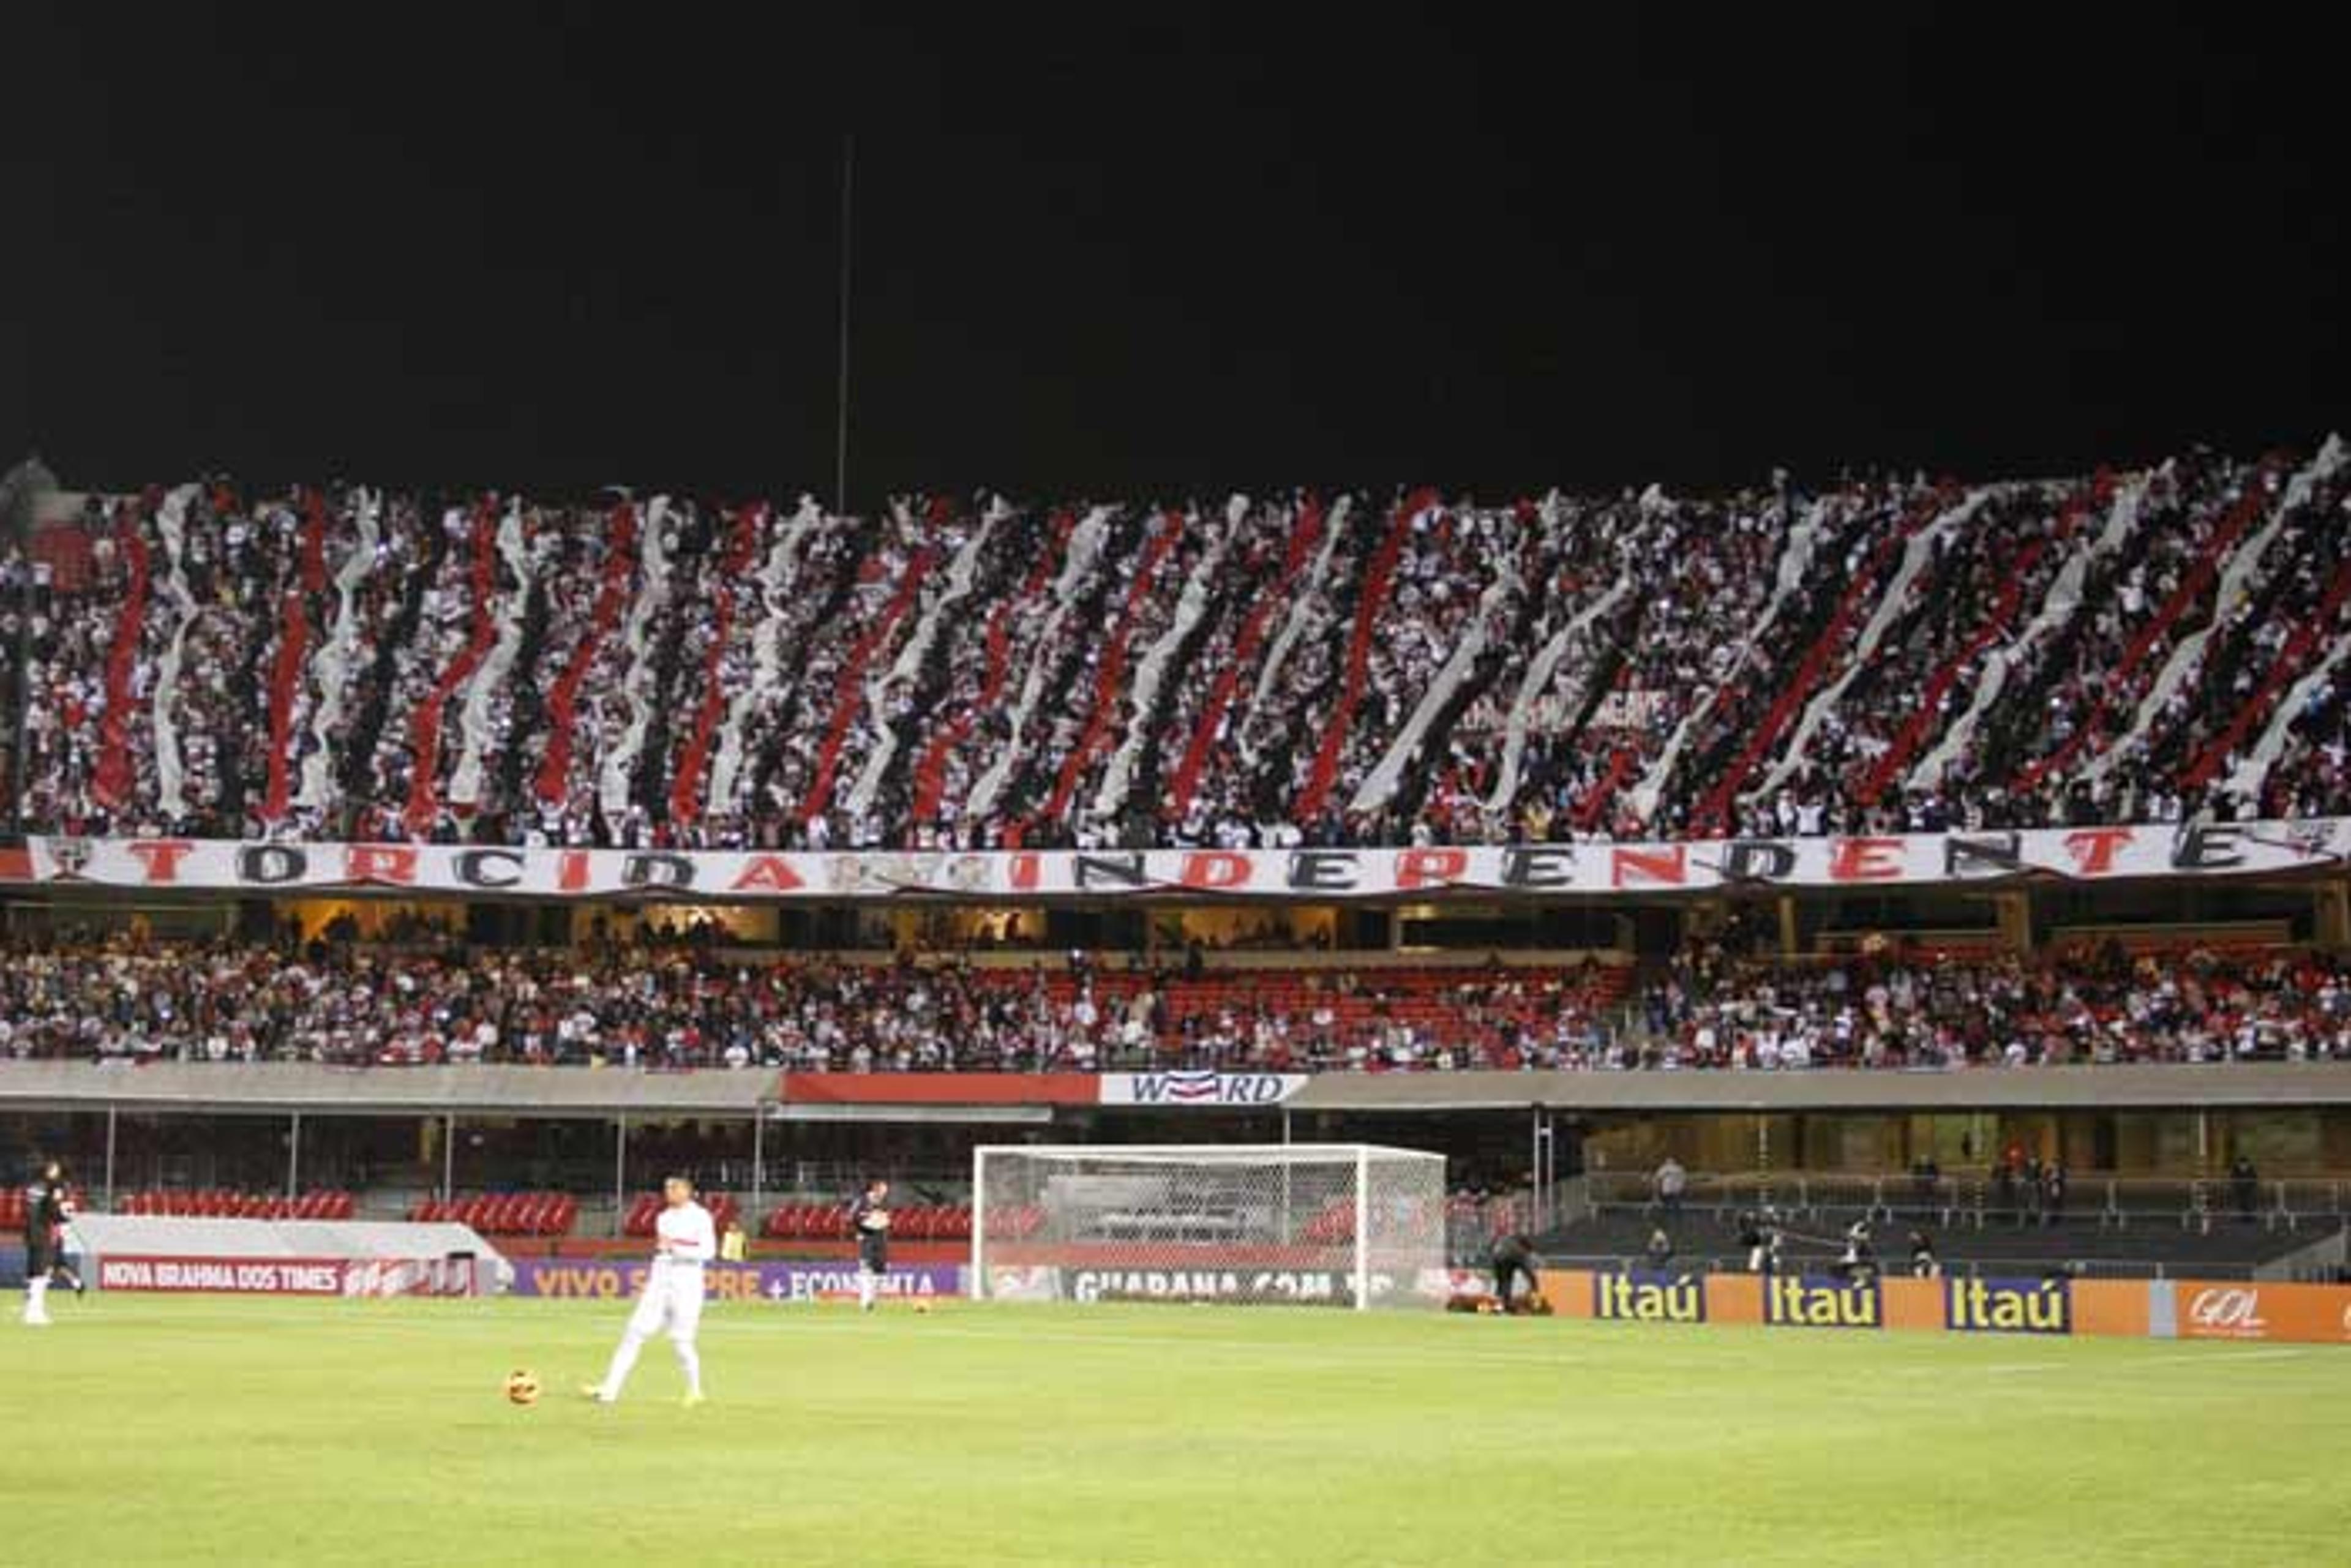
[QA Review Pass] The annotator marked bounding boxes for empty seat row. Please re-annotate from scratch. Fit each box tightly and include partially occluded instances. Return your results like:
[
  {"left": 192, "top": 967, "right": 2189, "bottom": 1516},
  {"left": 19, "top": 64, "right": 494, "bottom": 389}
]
[
  {"left": 408, "top": 1192, "right": 579, "bottom": 1236},
  {"left": 117, "top": 1188, "right": 355, "bottom": 1220},
  {"left": 622, "top": 1191, "right": 742, "bottom": 1238}
]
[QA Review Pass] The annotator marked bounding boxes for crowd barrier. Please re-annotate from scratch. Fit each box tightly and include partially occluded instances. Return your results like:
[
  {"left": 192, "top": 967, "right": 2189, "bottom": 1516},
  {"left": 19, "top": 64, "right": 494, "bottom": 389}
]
[{"left": 1535, "top": 1268, "right": 2351, "bottom": 1344}]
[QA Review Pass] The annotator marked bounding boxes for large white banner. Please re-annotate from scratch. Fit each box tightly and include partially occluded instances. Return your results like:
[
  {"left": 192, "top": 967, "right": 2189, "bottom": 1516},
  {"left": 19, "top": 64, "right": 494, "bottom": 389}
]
[{"left": 13, "top": 819, "right": 2345, "bottom": 901}]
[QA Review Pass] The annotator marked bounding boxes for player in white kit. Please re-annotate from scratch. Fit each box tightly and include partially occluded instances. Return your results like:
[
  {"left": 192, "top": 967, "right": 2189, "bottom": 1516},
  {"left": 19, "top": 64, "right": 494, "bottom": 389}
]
[{"left": 585, "top": 1175, "right": 714, "bottom": 1406}]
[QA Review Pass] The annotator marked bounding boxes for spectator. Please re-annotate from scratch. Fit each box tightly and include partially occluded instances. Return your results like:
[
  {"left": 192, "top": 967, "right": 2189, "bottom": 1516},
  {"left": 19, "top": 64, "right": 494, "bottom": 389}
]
[
  {"left": 1910, "top": 1156, "right": 1941, "bottom": 1214},
  {"left": 2229, "top": 1153, "right": 2260, "bottom": 1222},
  {"left": 1654, "top": 1155, "right": 1687, "bottom": 1215}
]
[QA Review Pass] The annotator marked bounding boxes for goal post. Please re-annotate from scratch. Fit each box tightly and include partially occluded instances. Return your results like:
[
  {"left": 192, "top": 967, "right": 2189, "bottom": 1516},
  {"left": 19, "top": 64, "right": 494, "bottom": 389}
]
[{"left": 970, "top": 1144, "right": 1449, "bottom": 1310}]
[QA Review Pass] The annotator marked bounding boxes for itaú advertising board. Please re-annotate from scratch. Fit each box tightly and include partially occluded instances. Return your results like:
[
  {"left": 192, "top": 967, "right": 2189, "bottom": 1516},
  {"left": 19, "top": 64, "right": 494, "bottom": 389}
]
[
  {"left": 1540, "top": 1270, "right": 2351, "bottom": 1345},
  {"left": 10, "top": 817, "right": 2345, "bottom": 899}
]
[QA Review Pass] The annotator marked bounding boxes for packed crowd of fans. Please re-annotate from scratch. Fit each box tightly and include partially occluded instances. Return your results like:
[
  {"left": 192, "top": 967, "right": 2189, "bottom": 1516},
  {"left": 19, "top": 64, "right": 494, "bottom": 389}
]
[
  {"left": 4, "top": 438, "right": 2347, "bottom": 849},
  {"left": 1641, "top": 929, "right": 2351, "bottom": 1069},
  {"left": 0, "top": 934, "right": 1623, "bottom": 1071},
  {"left": 2, "top": 925, "right": 2347, "bottom": 1073}
]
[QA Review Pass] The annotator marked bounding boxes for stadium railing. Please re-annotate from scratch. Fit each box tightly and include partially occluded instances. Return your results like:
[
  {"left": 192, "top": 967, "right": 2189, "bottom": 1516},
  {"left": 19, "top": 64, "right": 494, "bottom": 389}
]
[{"left": 1587, "top": 1170, "right": 2347, "bottom": 1229}]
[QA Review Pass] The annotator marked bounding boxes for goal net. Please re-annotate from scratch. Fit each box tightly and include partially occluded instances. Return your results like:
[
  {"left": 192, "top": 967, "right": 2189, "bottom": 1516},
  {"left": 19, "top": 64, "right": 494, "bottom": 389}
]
[{"left": 971, "top": 1144, "right": 1448, "bottom": 1310}]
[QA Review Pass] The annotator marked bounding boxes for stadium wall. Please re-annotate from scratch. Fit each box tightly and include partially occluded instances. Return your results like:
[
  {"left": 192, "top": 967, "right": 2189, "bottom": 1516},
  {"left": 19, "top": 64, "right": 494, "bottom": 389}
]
[
  {"left": 1536, "top": 1268, "right": 2351, "bottom": 1345},
  {"left": 13, "top": 1060, "right": 2351, "bottom": 1119}
]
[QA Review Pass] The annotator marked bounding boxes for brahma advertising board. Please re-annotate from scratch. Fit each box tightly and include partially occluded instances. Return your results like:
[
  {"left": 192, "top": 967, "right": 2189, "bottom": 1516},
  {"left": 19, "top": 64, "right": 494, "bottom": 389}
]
[{"left": 95, "top": 1255, "right": 474, "bottom": 1297}]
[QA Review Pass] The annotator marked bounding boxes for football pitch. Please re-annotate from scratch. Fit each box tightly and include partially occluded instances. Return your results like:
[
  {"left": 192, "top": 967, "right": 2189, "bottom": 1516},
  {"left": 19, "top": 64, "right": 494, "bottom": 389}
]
[{"left": 7, "top": 1296, "right": 2349, "bottom": 1567}]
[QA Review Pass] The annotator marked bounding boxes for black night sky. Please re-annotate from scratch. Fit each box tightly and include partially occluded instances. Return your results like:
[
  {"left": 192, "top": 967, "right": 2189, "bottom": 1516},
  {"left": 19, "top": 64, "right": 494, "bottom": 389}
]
[{"left": 2, "top": 6, "right": 2342, "bottom": 504}]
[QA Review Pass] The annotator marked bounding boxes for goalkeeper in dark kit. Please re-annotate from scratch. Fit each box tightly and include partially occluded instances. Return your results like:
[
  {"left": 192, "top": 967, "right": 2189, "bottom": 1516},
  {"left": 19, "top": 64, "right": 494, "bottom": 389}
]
[{"left": 1490, "top": 1232, "right": 1543, "bottom": 1313}]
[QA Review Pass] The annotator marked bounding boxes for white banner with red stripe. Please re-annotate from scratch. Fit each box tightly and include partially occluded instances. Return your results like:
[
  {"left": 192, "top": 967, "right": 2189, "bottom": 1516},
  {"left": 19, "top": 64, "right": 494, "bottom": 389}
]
[{"left": 13, "top": 817, "right": 2344, "bottom": 901}]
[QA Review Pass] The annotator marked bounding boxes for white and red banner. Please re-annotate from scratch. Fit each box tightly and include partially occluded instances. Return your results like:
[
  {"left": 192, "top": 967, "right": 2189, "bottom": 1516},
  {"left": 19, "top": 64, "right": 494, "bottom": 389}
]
[
  {"left": 96, "top": 1254, "right": 476, "bottom": 1297},
  {"left": 12, "top": 819, "right": 2344, "bottom": 901},
  {"left": 1098, "top": 1072, "right": 1310, "bottom": 1106}
]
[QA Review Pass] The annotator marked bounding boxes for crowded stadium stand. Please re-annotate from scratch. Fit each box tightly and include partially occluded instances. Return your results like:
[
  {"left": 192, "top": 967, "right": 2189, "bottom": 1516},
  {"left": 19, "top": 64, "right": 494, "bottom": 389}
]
[
  {"left": 6, "top": 448, "right": 2351, "bottom": 1282},
  {"left": 0, "top": 932, "right": 2343, "bottom": 1073},
  {"left": 3, "top": 441, "right": 2347, "bottom": 849}
]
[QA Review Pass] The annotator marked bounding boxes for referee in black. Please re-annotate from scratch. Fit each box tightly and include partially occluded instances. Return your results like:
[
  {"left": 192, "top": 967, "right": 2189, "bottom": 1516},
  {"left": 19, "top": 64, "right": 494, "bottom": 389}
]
[
  {"left": 22, "top": 1161, "right": 81, "bottom": 1327},
  {"left": 850, "top": 1178, "right": 891, "bottom": 1313}
]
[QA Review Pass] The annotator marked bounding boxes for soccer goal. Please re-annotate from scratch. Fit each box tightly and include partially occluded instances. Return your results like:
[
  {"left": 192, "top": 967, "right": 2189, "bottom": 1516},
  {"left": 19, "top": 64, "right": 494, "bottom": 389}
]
[{"left": 970, "top": 1144, "right": 1448, "bottom": 1310}]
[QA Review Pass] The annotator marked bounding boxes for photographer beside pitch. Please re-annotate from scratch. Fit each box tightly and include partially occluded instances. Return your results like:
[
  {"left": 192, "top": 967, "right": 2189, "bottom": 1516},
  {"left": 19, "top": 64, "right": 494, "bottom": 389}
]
[{"left": 584, "top": 1174, "right": 713, "bottom": 1406}]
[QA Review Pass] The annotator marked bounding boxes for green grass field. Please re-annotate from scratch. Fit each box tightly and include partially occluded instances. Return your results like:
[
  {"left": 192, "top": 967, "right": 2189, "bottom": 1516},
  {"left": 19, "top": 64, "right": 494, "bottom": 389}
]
[{"left": 6, "top": 1295, "right": 2349, "bottom": 1567}]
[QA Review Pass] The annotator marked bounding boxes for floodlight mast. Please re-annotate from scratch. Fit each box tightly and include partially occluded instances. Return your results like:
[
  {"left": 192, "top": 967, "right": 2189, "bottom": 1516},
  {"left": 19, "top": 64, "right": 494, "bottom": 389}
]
[{"left": 834, "top": 132, "right": 853, "bottom": 519}]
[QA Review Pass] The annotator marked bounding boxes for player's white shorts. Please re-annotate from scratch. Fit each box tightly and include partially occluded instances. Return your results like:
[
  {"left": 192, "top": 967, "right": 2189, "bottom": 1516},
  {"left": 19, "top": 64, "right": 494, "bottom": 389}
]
[{"left": 629, "top": 1259, "right": 706, "bottom": 1340}]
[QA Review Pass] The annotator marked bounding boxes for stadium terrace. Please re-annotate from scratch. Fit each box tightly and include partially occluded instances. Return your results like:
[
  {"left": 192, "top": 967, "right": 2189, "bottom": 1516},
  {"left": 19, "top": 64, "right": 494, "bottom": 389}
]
[{"left": 4, "top": 442, "right": 2348, "bottom": 854}]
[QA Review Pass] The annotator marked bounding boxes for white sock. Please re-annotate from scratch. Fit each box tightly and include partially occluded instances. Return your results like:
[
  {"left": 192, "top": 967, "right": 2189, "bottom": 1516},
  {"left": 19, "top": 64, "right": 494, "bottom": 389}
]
[
  {"left": 24, "top": 1279, "right": 50, "bottom": 1321},
  {"left": 672, "top": 1337, "right": 702, "bottom": 1397},
  {"left": 859, "top": 1270, "right": 876, "bottom": 1311},
  {"left": 599, "top": 1329, "right": 648, "bottom": 1397}
]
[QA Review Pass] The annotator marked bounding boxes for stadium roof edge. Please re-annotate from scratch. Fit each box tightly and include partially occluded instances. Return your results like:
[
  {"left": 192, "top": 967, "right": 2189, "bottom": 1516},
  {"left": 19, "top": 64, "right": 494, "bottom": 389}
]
[
  {"left": 0, "top": 1062, "right": 771, "bottom": 1117},
  {"left": 9, "top": 1062, "right": 2351, "bottom": 1118}
]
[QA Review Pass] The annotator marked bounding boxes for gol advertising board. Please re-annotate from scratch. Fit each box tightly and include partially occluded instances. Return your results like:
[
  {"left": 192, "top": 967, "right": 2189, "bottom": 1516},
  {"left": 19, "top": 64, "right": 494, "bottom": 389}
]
[
  {"left": 508, "top": 1259, "right": 963, "bottom": 1302},
  {"left": 2167, "top": 1281, "right": 2351, "bottom": 1345}
]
